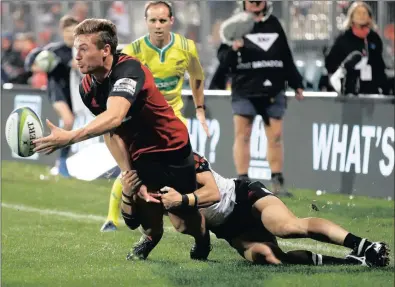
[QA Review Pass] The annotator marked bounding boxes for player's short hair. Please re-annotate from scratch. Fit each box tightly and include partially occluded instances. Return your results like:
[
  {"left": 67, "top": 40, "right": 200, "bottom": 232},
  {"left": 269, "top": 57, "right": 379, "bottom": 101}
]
[
  {"left": 74, "top": 18, "right": 118, "bottom": 54},
  {"left": 59, "top": 15, "right": 79, "bottom": 30},
  {"left": 144, "top": 1, "right": 173, "bottom": 18}
]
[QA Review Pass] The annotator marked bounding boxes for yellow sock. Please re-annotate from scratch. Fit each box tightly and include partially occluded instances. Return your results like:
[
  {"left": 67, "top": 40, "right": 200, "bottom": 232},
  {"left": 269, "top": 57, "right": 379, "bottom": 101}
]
[{"left": 107, "top": 177, "right": 123, "bottom": 226}]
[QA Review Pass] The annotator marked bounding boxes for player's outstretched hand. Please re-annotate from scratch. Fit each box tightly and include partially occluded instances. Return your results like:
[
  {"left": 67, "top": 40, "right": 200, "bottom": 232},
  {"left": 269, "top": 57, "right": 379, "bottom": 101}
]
[
  {"left": 121, "top": 170, "right": 161, "bottom": 203},
  {"left": 33, "top": 119, "right": 71, "bottom": 155},
  {"left": 196, "top": 109, "right": 210, "bottom": 137}
]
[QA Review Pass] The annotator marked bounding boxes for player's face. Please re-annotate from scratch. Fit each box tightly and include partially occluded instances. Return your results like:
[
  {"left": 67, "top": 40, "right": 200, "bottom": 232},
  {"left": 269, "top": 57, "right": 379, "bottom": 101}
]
[
  {"left": 62, "top": 25, "right": 77, "bottom": 48},
  {"left": 352, "top": 6, "right": 370, "bottom": 27},
  {"left": 74, "top": 34, "right": 107, "bottom": 74},
  {"left": 245, "top": 1, "right": 266, "bottom": 13},
  {"left": 145, "top": 5, "right": 174, "bottom": 43}
]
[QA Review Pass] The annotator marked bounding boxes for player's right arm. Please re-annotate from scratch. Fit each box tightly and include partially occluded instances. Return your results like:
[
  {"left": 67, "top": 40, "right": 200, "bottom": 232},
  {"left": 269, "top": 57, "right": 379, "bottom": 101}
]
[
  {"left": 194, "top": 171, "right": 221, "bottom": 206},
  {"left": 69, "top": 60, "right": 145, "bottom": 144},
  {"left": 157, "top": 171, "right": 220, "bottom": 210},
  {"left": 157, "top": 153, "right": 220, "bottom": 209},
  {"left": 190, "top": 153, "right": 220, "bottom": 206},
  {"left": 33, "top": 59, "right": 145, "bottom": 154}
]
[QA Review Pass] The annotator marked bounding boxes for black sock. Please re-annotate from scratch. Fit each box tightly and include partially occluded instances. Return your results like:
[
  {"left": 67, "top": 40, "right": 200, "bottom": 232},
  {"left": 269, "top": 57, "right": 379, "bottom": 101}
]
[
  {"left": 286, "top": 250, "right": 351, "bottom": 266},
  {"left": 343, "top": 233, "right": 371, "bottom": 254},
  {"left": 321, "top": 254, "right": 352, "bottom": 265},
  {"left": 271, "top": 172, "right": 284, "bottom": 185},
  {"left": 238, "top": 174, "right": 249, "bottom": 180},
  {"left": 144, "top": 229, "right": 163, "bottom": 245}
]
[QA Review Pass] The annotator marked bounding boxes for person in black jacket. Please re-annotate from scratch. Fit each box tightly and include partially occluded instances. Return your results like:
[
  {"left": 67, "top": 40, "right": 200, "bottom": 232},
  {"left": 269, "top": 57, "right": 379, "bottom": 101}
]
[
  {"left": 326, "top": 1, "right": 388, "bottom": 95},
  {"left": 1, "top": 32, "right": 31, "bottom": 84},
  {"left": 216, "top": 1, "right": 304, "bottom": 197}
]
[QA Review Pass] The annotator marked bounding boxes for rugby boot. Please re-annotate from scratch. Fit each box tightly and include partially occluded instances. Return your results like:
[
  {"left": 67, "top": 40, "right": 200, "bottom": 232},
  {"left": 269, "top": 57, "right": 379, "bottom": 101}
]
[
  {"left": 126, "top": 234, "right": 162, "bottom": 260},
  {"left": 347, "top": 239, "right": 390, "bottom": 267},
  {"left": 345, "top": 254, "right": 368, "bottom": 266},
  {"left": 364, "top": 242, "right": 390, "bottom": 267},
  {"left": 100, "top": 220, "right": 117, "bottom": 232}
]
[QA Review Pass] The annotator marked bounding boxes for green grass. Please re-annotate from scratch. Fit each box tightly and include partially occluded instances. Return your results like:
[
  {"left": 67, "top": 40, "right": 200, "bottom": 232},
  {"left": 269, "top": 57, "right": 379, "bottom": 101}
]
[{"left": 1, "top": 161, "right": 394, "bottom": 287}]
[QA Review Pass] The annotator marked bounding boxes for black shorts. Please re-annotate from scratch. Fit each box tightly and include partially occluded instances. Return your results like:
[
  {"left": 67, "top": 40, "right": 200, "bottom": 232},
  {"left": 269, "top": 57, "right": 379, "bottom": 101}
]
[
  {"left": 48, "top": 78, "right": 72, "bottom": 109},
  {"left": 231, "top": 92, "right": 287, "bottom": 125},
  {"left": 209, "top": 179, "right": 275, "bottom": 243},
  {"left": 133, "top": 141, "right": 197, "bottom": 195}
]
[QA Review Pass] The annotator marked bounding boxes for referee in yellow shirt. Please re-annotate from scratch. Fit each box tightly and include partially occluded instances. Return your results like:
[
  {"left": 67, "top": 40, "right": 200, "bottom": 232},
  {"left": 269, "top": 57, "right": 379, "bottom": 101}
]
[{"left": 101, "top": 0, "right": 209, "bottom": 231}]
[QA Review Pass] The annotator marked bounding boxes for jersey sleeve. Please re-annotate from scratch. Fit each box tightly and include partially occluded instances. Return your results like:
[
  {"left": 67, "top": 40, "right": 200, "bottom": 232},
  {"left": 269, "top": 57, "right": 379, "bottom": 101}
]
[
  {"left": 187, "top": 40, "right": 205, "bottom": 81},
  {"left": 193, "top": 152, "right": 211, "bottom": 173},
  {"left": 110, "top": 59, "right": 146, "bottom": 104},
  {"left": 24, "top": 47, "right": 42, "bottom": 72}
]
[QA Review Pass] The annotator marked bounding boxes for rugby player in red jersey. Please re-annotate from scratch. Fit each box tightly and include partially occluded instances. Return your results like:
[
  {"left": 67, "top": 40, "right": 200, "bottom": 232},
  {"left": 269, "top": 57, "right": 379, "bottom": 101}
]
[{"left": 33, "top": 18, "right": 211, "bottom": 261}]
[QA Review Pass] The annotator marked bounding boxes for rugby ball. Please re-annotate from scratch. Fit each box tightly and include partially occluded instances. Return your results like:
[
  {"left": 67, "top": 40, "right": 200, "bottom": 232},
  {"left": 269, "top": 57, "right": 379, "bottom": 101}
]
[
  {"left": 34, "top": 50, "right": 59, "bottom": 73},
  {"left": 5, "top": 107, "right": 44, "bottom": 157}
]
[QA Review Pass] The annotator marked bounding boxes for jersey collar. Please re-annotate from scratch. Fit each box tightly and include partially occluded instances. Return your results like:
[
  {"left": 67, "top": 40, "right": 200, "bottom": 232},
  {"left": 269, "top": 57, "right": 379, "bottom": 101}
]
[
  {"left": 144, "top": 32, "right": 175, "bottom": 63},
  {"left": 92, "top": 54, "right": 119, "bottom": 84}
]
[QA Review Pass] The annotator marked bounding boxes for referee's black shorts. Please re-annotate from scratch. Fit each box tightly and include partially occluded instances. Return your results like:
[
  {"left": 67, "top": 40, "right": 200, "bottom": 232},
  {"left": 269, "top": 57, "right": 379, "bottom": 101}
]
[{"left": 133, "top": 141, "right": 197, "bottom": 196}]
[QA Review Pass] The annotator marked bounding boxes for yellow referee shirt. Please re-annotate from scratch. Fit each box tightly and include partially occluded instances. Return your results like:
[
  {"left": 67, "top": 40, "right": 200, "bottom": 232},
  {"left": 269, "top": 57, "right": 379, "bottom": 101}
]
[{"left": 122, "top": 32, "right": 204, "bottom": 124}]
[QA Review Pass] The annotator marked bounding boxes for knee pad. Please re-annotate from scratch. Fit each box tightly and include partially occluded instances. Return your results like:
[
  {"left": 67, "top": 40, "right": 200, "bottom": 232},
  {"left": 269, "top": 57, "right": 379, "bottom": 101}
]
[{"left": 122, "top": 211, "right": 140, "bottom": 230}]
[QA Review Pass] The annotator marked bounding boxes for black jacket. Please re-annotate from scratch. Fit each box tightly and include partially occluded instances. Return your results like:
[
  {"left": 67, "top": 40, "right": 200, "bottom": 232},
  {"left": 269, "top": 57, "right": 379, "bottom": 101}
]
[
  {"left": 215, "top": 15, "right": 303, "bottom": 97},
  {"left": 325, "top": 28, "right": 388, "bottom": 94},
  {"left": 2, "top": 47, "right": 30, "bottom": 84}
]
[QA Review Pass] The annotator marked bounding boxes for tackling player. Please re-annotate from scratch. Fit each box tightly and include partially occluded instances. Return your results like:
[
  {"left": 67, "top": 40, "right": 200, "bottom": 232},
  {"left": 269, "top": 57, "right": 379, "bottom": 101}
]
[
  {"left": 33, "top": 18, "right": 211, "bottom": 261},
  {"left": 101, "top": 0, "right": 209, "bottom": 232},
  {"left": 121, "top": 153, "right": 389, "bottom": 267}
]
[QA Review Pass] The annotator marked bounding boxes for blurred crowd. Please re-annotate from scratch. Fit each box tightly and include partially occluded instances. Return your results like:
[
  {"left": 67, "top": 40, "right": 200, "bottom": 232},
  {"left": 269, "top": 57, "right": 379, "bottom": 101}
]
[{"left": 1, "top": 1, "right": 394, "bottom": 94}]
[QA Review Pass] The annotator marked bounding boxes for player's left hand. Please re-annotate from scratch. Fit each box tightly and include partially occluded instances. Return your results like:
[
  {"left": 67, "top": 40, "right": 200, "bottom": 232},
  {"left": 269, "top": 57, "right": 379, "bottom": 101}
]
[
  {"left": 33, "top": 119, "right": 72, "bottom": 154},
  {"left": 295, "top": 88, "right": 304, "bottom": 101},
  {"left": 196, "top": 108, "right": 210, "bottom": 137},
  {"left": 121, "top": 170, "right": 142, "bottom": 194},
  {"left": 151, "top": 186, "right": 183, "bottom": 210},
  {"left": 122, "top": 170, "right": 161, "bottom": 203}
]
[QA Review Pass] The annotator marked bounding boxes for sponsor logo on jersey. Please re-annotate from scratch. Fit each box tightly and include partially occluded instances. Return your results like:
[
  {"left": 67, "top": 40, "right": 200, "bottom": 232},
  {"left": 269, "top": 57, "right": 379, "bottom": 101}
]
[
  {"left": 154, "top": 76, "right": 180, "bottom": 92},
  {"left": 113, "top": 78, "right": 137, "bottom": 95},
  {"left": 245, "top": 33, "right": 279, "bottom": 51},
  {"left": 236, "top": 60, "right": 284, "bottom": 70}
]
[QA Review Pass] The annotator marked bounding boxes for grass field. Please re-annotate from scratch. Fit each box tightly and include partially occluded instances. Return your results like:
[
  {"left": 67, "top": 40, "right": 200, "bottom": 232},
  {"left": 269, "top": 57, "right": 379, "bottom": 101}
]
[{"left": 1, "top": 161, "right": 394, "bottom": 287}]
